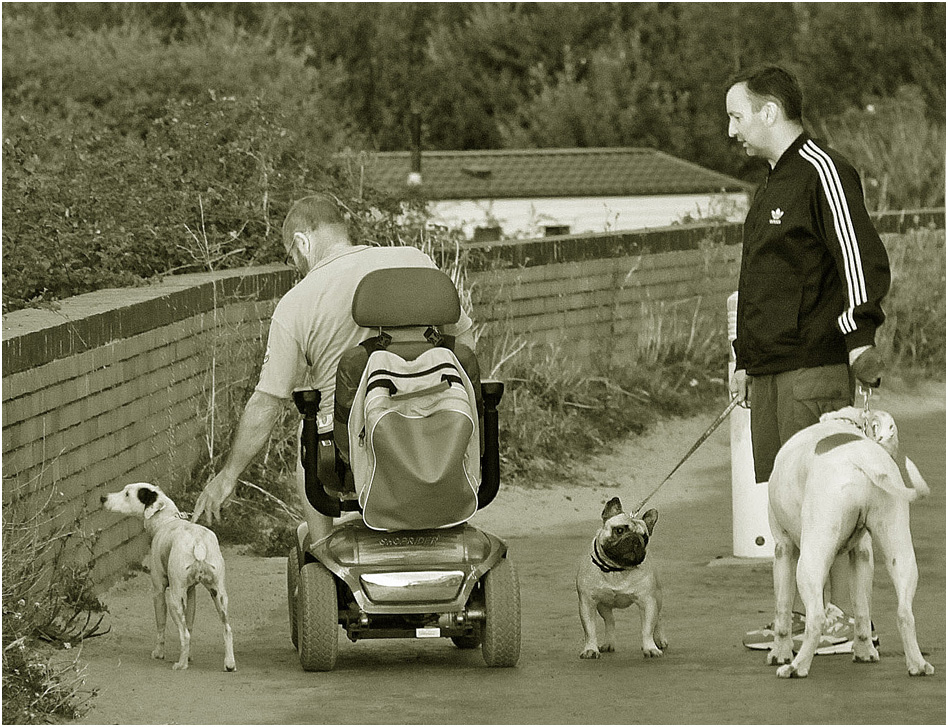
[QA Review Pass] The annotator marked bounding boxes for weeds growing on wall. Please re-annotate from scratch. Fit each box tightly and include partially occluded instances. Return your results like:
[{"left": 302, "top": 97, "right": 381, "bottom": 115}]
[
  {"left": 484, "top": 305, "right": 729, "bottom": 485},
  {"left": 2, "top": 479, "right": 107, "bottom": 724}
]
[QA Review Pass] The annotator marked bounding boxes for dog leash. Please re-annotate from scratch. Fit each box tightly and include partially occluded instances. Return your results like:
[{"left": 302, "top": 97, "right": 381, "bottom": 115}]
[{"left": 631, "top": 397, "right": 740, "bottom": 515}]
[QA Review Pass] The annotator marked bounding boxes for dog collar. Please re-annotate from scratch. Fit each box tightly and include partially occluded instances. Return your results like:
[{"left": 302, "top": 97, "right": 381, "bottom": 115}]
[
  {"left": 592, "top": 541, "right": 633, "bottom": 573},
  {"left": 837, "top": 416, "right": 865, "bottom": 431}
]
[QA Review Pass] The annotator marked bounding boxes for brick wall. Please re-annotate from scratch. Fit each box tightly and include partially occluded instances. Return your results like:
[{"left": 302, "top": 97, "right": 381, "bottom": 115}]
[
  {"left": 467, "top": 223, "right": 742, "bottom": 368},
  {"left": 2, "top": 265, "right": 294, "bottom": 584}
]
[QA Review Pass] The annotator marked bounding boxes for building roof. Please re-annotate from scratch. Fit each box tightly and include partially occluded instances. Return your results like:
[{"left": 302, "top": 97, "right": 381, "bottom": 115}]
[{"left": 353, "top": 147, "right": 750, "bottom": 200}]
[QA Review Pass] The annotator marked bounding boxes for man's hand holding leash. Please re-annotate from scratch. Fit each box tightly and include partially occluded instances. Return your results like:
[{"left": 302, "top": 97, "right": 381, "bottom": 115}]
[
  {"left": 850, "top": 344, "right": 886, "bottom": 388},
  {"left": 729, "top": 368, "right": 749, "bottom": 408}
]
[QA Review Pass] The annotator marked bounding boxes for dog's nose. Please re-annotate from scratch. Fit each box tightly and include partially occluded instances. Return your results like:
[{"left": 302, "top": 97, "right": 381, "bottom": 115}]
[{"left": 100, "top": 495, "right": 107, "bottom": 504}]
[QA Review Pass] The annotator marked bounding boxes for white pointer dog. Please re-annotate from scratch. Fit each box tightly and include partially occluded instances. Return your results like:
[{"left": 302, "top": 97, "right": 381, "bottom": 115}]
[
  {"left": 101, "top": 483, "right": 236, "bottom": 672},
  {"left": 766, "top": 407, "right": 933, "bottom": 678}
]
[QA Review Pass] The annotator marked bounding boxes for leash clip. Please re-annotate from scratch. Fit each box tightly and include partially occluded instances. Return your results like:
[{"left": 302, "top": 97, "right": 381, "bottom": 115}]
[{"left": 857, "top": 382, "right": 872, "bottom": 417}]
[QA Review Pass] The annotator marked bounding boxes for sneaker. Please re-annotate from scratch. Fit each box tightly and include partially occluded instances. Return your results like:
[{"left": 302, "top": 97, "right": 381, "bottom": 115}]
[
  {"left": 743, "top": 605, "right": 879, "bottom": 654},
  {"left": 742, "top": 611, "right": 806, "bottom": 650},
  {"left": 805, "top": 603, "right": 851, "bottom": 654},
  {"left": 792, "top": 604, "right": 881, "bottom": 655}
]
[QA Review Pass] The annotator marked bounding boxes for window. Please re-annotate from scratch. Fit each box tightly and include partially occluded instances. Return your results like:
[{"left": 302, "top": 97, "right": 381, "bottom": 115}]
[
  {"left": 473, "top": 225, "right": 502, "bottom": 242},
  {"left": 543, "top": 225, "right": 571, "bottom": 237}
]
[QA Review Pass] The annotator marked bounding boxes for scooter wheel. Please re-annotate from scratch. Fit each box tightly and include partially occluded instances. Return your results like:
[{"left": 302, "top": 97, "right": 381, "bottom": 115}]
[
  {"left": 286, "top": 546, "right": 300, "bottom": 649},
  {"left": 297, "top": 562, "right": 339, "bottom": 672},
  {"left": 481, "top": 557, "right": 521, "bottom": 667}
]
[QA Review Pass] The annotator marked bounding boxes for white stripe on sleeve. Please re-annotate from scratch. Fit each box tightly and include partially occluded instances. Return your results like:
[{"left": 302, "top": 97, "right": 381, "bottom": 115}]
[{"left": 800, "top": 140, "right": 868, "bottom": 335}]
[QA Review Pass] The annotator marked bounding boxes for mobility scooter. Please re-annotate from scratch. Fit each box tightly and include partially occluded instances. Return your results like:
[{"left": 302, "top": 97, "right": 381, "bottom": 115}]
[{"left": 286, "top": 266, "right": 520, "bottom": 671}]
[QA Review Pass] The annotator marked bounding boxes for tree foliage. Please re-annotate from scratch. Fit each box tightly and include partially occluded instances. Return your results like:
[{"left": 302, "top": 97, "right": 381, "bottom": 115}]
[
  {"left": 2, "top": 2, "right": 944, "bottom": 311},
  {"left": 6, "top": 3, "right": 943, "bottom": 165}
]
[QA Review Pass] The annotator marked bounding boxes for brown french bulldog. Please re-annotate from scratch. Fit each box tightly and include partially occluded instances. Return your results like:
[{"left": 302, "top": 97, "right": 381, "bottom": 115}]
[{"left": 576, "top": 496, "right": 667, "bottom": 659}]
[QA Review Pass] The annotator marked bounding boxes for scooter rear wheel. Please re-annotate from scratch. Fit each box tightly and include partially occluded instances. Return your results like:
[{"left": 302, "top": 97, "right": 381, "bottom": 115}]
[
  {"left": 286, "top": 546, "right": 300, "bottom": 648},
  {"left": 481, "top": 557, "right": 521, "bottom": 667},
  {"left": 297, "top": 562, "right": 339, "bottom": 672}
]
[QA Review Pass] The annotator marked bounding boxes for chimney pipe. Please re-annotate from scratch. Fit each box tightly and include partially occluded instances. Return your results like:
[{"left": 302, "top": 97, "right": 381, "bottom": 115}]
[{"left": 407, "top": 111, "right": 422, "bottom": 187}]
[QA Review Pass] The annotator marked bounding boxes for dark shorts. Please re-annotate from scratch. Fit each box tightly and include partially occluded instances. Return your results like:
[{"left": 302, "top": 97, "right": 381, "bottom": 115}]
[{"left": 749, "top": 364, "right": 853, "bottom": 481}]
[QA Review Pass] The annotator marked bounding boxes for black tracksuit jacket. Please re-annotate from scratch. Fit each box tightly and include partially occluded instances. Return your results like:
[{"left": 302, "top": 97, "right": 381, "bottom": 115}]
[{"left": 735, "top": 133, "right": 891, "bottom": 375}]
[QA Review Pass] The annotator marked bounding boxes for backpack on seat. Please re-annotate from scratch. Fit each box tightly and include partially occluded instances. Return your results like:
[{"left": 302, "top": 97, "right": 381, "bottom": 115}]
[{"left": 335, "top": 267, "right": 481, "bottom": 531}]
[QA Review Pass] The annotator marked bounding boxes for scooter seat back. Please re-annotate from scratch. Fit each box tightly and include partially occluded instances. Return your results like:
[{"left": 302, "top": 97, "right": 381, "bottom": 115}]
[{"left": 352, "top": 267, "right": 461, "bottom": 328}]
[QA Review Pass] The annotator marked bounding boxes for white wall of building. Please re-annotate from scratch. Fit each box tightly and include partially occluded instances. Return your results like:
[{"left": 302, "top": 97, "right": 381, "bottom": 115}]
[{"left": 426, "top": 192, "right": 749, "bottom": 239}]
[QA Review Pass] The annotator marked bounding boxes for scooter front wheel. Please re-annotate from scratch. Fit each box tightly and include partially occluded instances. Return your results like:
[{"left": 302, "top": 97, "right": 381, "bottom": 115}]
[{"left": 297, "top": 561, "right": 339, "bottom": 672}]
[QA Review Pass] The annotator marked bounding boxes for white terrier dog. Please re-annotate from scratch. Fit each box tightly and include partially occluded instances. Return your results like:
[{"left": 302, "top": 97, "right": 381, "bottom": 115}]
[{"left": 101, "top": 482, "right": 236, "bottom": 672}]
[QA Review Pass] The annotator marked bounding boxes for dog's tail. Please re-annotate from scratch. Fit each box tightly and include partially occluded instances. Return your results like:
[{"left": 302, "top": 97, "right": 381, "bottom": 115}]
[
  {"left": 188, "top": 542, "right": 217, "bottom": 584},
  {"left": 193, "top": 541, "right": 208, "bottom": 562},
  {"left": 854, "top": 448, "right": 931, "bottom": 502},
  {"left": 899, "top": 455, "right": 931, "bottom": 501}
]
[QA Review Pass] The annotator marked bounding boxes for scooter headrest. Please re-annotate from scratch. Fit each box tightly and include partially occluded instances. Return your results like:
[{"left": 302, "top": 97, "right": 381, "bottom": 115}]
[{"left": 352, "top": 267, "right": 461, "bottom": 328}]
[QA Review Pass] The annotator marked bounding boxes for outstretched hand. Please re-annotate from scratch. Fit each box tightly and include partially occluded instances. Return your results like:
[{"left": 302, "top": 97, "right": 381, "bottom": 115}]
[{"left": 191, "top": 471, "right": 238, "bottom": 524}]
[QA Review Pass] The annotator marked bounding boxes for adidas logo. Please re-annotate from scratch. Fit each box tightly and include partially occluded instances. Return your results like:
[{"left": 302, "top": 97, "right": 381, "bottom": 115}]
[{"left": 770, "top": 208, "right": 784, "bottom": 225}]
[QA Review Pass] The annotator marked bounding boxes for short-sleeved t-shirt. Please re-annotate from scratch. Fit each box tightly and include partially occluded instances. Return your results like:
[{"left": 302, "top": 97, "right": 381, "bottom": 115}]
[{"left": 255, "top": 245, "right": 472, "bottom": 429}]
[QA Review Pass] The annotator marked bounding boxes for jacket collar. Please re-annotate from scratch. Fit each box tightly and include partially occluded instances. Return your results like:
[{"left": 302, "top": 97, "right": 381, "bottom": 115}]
[{"left": 771, "top": 132, "right": 810, "bottom": 174}]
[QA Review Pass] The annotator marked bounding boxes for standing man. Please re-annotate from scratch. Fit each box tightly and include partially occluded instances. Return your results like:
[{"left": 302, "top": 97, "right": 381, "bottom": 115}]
[
  {"left": 725, "top": 66, "right": 890, "bottom": 650},
  {"left": 191, "top": 194, "right": 474, "bottom": 541}
]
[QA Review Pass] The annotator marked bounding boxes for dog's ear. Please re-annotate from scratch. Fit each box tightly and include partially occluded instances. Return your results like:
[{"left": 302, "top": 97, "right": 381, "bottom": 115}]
[
  {"left": 642, "top": 509, "right": 659, "bottom": 535},
  {"left": 137, "top": 486, "right": 165, "bottom": 519},
  {"left": 601, "top": 497, "right": 624, "bottom": 522}
]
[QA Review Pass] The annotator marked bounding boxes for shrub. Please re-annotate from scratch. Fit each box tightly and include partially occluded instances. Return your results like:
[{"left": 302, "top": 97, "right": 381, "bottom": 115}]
[
  {"left": 2, "top": 482, "right": 106, "bottom": 724},
  {"left": 819, "top": 86, "right": 946, "bottom": 212},
  {"left": 876, "top": 228, "right": 946, "bottom": 376},
  {"left": 1, "top": 9, "right": 374, "bottom": 313},
  {"left": 1, "top": 90, "right": 347, "bottom": 312}
]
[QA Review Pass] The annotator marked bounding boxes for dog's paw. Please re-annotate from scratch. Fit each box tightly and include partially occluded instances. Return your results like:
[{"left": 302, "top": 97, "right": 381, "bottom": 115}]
[
  {"left": 642, "top": 645, "right": 664, "bottom": 658},
  {"left": 224, "top": 660, "right": 237, "bottom": 672},
  {"left": 853, "top": 643, "right": 880, "bottom": 664},
  {"left": 151, "top": 647, "right": 165, "bottom": 660},
  {"left": 656, "top": 635, "right": 669, "bottom": 650},
  {"left": 909, "top": 661, "right": 935, "bottom": 676},
  {"left": 767, "top": 647, "right": 793, "bottom": 666},
  {"left": 172, "top": 660, "right": 189, "bottom": 671},
  {"left": 776, "top": 663, "right": 807, "bottom": 679},
  {"left": 580, "top": 648, "right": 601, "bottom": 660},
  {"left": 598, "top": 642, "right": 615, "bottom": 653}
]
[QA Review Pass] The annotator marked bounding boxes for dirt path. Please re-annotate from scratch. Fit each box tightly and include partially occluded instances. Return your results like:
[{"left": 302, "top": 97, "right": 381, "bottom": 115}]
[{"left": 76, "top": 383, "right": 945, "bottom": 725}]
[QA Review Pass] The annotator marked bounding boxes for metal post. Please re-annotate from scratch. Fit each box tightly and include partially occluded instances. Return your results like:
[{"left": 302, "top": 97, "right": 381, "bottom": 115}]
[{"left": 727, "top": 292, "right": 774, "bottom": 558}]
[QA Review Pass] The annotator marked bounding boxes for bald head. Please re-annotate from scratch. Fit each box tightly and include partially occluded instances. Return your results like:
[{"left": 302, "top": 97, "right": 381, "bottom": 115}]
[{"left": 282, "top": 195, "right": 348, "bottom": 253}]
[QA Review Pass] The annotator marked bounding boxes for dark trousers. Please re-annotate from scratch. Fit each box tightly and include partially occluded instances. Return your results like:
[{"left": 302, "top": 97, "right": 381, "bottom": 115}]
[{"left": 749, "top": 364, "right": 853, "bottom": 482}]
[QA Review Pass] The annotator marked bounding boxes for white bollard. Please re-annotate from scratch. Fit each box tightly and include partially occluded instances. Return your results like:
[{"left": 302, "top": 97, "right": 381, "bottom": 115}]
[{"left": 727, "top": 292, "right": 775, "bottom": 558}]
